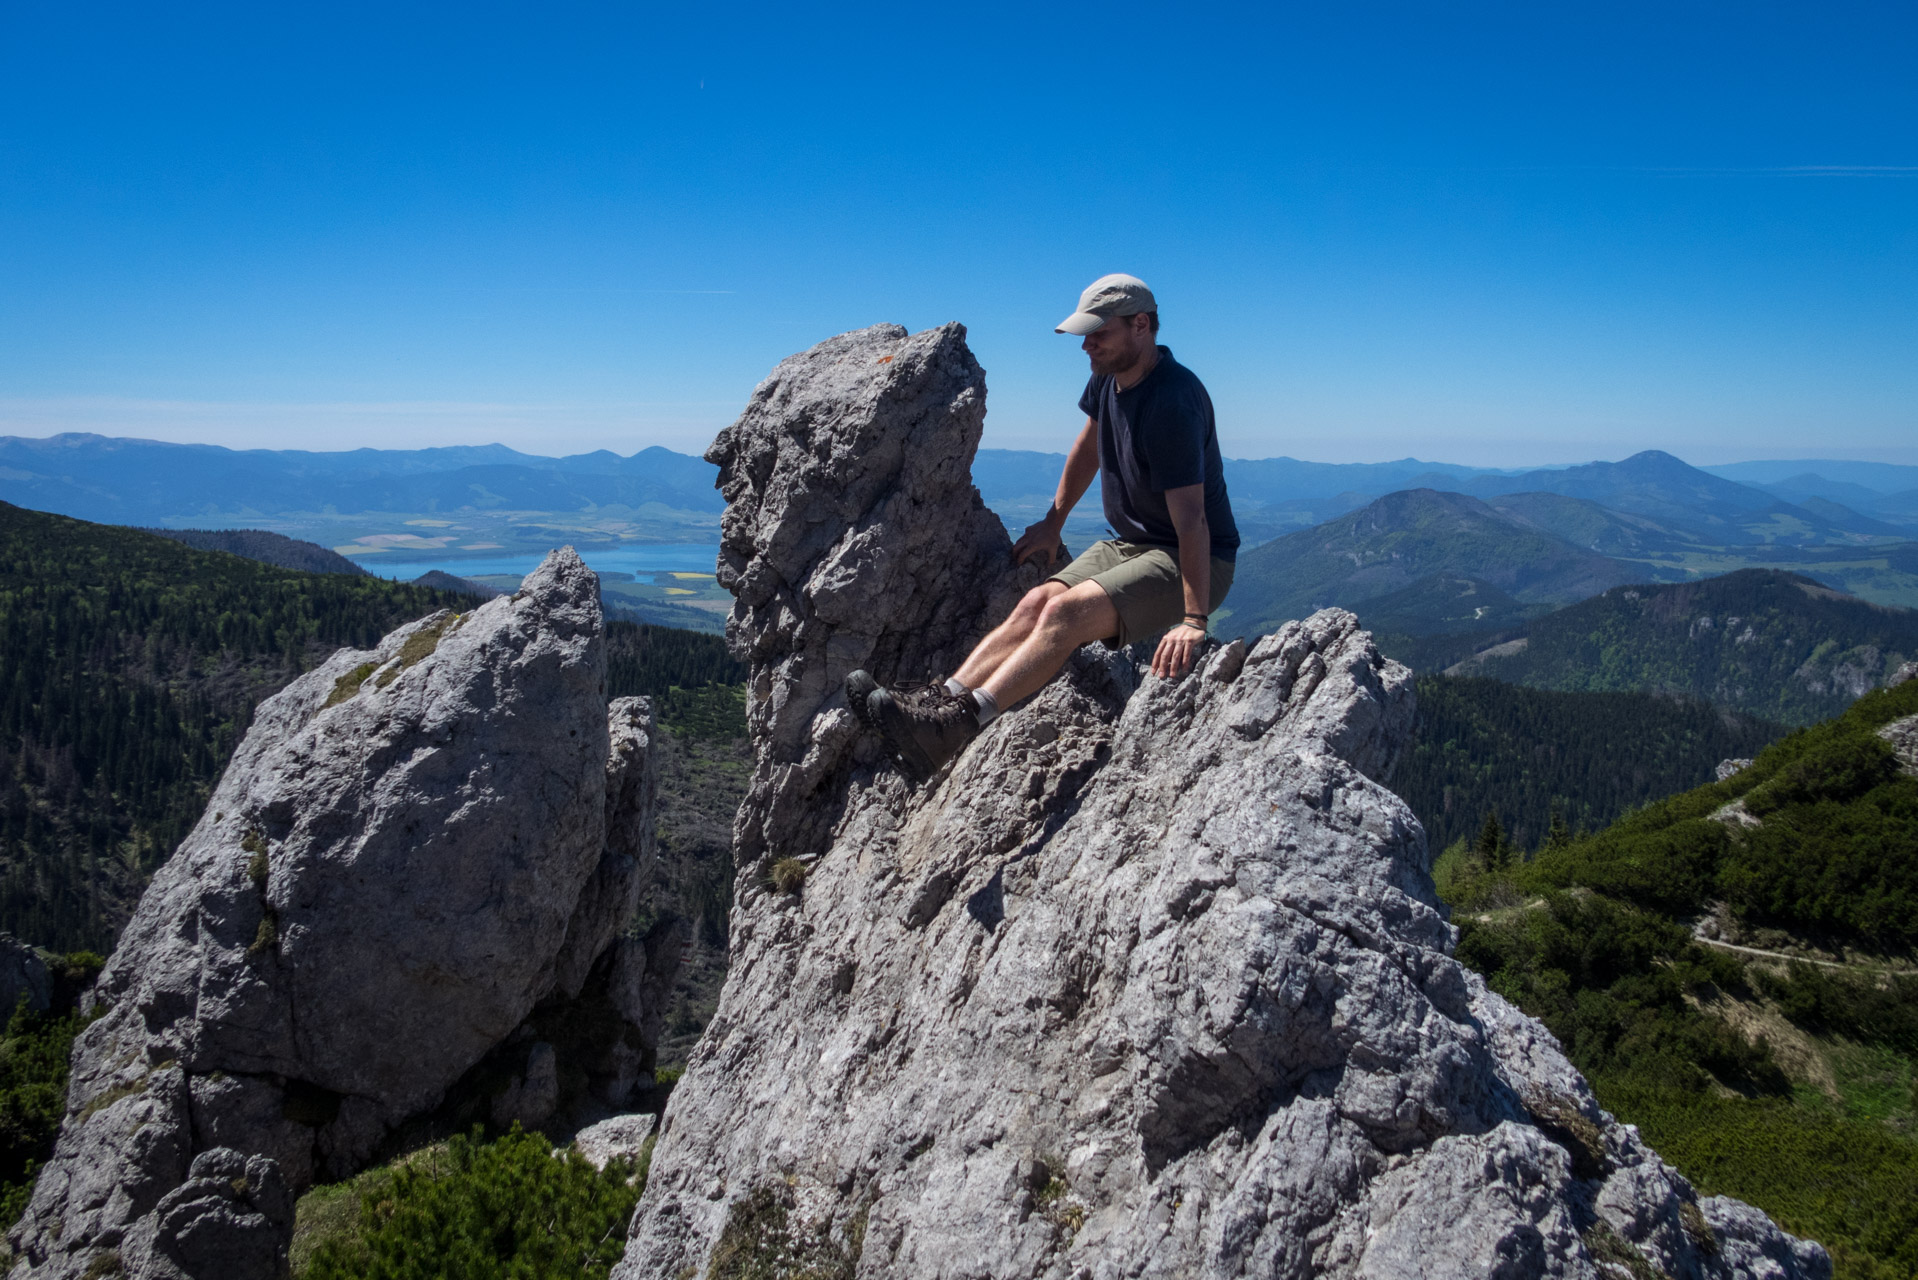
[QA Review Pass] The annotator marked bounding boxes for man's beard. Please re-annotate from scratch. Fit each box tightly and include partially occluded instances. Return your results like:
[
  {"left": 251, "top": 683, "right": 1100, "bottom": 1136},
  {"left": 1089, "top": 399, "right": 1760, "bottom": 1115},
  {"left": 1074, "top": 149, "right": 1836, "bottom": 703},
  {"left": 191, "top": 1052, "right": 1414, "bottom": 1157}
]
[{"left": 1088, "top": 343, "right": 1144, "bottom": 378}]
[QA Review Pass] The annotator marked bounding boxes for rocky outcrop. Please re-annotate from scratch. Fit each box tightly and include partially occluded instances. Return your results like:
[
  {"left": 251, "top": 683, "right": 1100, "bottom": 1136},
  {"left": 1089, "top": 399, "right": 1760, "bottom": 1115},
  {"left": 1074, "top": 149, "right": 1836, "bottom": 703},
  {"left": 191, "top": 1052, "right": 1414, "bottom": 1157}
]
[
  {"left": 702, "top": 322, "right": 1046, "bottom": 873},
  {"left": 618, "top": 324, "right": 1826, "bottom": 1279},
  {"left": 0, "top": 934, "right": 50, "bottom": 1017},
  {"left": 11, "top": 549, "right": 663, "bottom": 1280}
]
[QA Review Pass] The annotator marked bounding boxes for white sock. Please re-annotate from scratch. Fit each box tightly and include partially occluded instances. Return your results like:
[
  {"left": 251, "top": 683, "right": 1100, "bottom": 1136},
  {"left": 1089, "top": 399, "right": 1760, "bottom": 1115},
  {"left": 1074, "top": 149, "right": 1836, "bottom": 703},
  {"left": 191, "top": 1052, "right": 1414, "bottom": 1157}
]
[
  {"left": 971, "top": 688, "right": 1000, "bottom": 726},
  {"left": 943, "top": 676, "right": 968, "bottom": 697}
]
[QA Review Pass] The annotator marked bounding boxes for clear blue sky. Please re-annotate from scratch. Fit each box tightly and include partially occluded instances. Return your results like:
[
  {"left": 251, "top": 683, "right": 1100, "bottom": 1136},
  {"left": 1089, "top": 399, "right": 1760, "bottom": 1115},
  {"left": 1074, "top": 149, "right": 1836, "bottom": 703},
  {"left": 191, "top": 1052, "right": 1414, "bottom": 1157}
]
[{"left": 1, "top": 2, "right": 1913, "bottom": 464}]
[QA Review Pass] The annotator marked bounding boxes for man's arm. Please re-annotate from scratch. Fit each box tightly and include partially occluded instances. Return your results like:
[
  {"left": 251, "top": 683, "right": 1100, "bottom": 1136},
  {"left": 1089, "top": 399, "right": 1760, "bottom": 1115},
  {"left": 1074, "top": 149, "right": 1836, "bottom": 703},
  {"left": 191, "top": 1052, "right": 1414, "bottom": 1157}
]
[
  {"left": 1012, "top": 417, "right": 1099, "bottom": 568},
  {"left": 1151, "top": 483, "right": 1211, "bottom": 679}
]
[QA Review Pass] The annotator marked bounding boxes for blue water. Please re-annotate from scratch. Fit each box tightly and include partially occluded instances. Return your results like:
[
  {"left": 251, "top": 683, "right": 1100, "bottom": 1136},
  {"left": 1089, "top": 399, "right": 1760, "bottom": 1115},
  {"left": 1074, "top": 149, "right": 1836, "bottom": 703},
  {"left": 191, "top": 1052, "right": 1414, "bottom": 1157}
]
[{"left": 359, "top": 542, "right": 721, "bottom": 582}]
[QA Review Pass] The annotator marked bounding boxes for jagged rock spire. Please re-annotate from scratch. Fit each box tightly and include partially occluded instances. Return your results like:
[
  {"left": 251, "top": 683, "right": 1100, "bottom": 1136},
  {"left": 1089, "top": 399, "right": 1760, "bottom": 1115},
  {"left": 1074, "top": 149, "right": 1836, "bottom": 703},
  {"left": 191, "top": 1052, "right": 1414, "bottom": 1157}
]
[
  {"left": 618, "top": 325, "right": 1827, "bottom": 1280},
  {"left": 11, "top": 549, "right": 662, "bottom": 1280}
]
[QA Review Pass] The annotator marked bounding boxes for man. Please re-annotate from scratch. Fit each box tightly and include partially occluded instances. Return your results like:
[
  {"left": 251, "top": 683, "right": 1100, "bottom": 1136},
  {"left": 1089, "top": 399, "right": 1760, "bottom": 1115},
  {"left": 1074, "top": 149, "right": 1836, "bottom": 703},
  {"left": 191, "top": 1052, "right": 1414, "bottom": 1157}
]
[{"left": 851, "top": 273, "right": 1240, "bottom": 780}]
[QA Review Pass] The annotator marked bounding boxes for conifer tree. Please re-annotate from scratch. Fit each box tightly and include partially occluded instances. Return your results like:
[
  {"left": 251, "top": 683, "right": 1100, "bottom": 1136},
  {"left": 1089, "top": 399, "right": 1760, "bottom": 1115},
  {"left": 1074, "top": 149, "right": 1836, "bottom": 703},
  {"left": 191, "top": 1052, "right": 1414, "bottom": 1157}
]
[
  {"left": 1545, "top": 803, "right": 1571, "bottom": 852},
  {"left": 1473, "top": 808, "right": 1509, "bottom": 870}
]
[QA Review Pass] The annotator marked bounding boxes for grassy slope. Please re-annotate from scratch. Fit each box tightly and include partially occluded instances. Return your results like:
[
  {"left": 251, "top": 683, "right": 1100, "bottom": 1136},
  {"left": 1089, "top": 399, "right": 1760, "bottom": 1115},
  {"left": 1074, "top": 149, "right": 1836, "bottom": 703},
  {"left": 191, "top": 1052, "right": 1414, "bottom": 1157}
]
[{"left": 1437, "top": 675, "right": 1918, "bottom": 1278}]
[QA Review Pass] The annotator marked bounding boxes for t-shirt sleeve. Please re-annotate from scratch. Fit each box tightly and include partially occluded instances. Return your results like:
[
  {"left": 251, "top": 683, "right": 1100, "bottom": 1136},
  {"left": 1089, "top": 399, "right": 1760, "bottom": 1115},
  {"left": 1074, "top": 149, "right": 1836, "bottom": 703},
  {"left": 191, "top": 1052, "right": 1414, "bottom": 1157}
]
[
  {"left": 1139, "top": 388, "right": 1208, "bottom": 491},
  {"left": 1077, "top": 376, "right": 1099, "bottom": 419}
]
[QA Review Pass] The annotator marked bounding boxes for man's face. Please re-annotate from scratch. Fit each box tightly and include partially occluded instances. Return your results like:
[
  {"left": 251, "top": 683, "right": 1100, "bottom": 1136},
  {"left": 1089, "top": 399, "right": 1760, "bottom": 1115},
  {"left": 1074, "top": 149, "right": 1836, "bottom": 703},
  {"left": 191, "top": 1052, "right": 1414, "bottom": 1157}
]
[{"left": 1081, "top": 312, "right": 1153, "bottom": 377}]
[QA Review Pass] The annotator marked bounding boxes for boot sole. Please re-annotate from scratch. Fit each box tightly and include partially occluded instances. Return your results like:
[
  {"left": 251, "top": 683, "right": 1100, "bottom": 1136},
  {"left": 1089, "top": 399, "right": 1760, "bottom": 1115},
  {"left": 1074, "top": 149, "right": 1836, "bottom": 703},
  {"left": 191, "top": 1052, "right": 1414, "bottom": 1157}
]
[{"left": 845, "top": 670, "right": 881, "bottom": 737}]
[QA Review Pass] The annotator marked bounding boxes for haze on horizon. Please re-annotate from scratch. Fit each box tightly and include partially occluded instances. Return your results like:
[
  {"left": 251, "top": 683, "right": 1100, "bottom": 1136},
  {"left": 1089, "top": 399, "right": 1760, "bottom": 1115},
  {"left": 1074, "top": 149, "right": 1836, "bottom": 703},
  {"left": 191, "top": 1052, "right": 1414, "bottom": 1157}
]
[{"left": 1, "top": 2, "right": 1913, "bottom": 468}]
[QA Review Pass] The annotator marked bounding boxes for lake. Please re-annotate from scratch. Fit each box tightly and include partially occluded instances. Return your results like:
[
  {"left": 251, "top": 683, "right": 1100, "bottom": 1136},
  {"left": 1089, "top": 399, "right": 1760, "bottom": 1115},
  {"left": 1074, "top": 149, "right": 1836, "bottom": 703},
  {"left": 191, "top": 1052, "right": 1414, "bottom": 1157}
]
[{"left": 357, "top": 543, "right": 721, "bottom": 582}]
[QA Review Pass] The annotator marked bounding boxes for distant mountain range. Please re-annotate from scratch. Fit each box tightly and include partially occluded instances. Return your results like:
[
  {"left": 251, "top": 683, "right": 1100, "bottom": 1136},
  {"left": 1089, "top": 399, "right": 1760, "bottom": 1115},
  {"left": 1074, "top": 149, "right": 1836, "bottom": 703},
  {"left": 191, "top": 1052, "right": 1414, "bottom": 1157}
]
[
  {"left": 0, "top": 434, "right": 727, "bottom": 524},
  {"left": 1452, "top": 450, "right": 1909, "bottom": 543},
  {"left": 1444, "top": 568, "right": 1918, "bottom": 725},
  {"left": 10, "top": 434, "right": 1913, "bottom": 546},
  {"left": 1702, "top": 458, "right": 1918, "bottom": 526},
  {"left": 9, "top": 433, "right": 1918, "bottom": 656}
]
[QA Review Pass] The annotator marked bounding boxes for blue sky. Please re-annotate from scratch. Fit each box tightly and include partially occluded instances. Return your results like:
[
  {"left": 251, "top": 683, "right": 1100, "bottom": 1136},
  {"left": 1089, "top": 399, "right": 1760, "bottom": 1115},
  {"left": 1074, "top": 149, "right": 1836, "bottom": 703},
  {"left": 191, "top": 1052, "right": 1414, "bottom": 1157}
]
[{"left": 1, "top": 2, "right": 1913, "bottom": 464}]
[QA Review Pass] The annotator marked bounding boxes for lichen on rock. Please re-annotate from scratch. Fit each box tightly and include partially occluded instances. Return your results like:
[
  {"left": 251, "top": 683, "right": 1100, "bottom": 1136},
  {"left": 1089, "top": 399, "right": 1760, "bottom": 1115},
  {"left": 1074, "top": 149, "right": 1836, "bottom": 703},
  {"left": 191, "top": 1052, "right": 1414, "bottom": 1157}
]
[{"left": 617, "top": 324, "right": 1829, "bottom": 1280}]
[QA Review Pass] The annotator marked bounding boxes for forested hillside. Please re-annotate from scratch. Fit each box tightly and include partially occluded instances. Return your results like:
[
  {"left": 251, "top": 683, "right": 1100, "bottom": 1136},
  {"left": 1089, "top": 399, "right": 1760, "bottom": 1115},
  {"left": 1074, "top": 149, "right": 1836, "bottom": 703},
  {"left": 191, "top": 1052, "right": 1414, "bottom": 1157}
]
[
  {"left": 0, "top": 502, "right": 476, "bottom": 951},
  {"left": 1451, "top": 568, "right": 1918, "bottom": 725},
  {"left": 1396, "top": 676, "right": 1785, "bottom": 850},
  {"left": 142, "top": 527, "right": 371, "bottom": 576},
  {"left": 1440, "top": 673, "right": 1918, "bottom": 1277},
  {"left": 0, "top": 501, "right": 746, "bottom": 953}
]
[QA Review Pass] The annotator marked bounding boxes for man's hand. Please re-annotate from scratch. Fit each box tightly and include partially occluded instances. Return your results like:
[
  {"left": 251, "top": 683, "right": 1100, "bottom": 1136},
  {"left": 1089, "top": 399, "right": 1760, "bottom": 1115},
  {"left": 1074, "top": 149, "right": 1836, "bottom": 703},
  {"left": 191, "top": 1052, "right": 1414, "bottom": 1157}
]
[
  {"left": 1013, "top": 517, "right": 1064, "bottom": 569},
  {"left": 1151, "top": 621, "right": 1206, "bottom": 679}
]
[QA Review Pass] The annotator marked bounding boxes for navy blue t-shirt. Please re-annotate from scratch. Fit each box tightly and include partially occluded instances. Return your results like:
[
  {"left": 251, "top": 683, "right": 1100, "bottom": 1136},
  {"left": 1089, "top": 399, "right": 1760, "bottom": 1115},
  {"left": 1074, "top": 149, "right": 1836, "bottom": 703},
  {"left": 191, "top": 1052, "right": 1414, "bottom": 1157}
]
[{"left": 1078, "top": 347, "right": 1240, "bottom": 561}]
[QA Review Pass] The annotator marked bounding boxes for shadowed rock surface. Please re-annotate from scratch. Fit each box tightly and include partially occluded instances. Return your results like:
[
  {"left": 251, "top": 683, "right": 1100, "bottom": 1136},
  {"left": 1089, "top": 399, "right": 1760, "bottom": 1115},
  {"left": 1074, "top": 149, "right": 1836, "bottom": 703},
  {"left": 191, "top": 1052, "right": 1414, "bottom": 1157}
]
[
  {"left": 10, "top": 549, "right": 664, "bottom": 1280},
  {"left": 617, "top": 324, "right": 1827, "bottom": 1279},
  {"left": 0, "top": 934, "right": 50, "bottom": 1016}
]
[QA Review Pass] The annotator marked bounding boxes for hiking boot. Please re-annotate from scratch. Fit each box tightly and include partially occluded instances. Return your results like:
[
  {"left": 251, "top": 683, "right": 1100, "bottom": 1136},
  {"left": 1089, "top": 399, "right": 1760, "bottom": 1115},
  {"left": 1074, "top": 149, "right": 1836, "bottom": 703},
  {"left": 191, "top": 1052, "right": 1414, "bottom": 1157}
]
[
  {"left": 845, "top": 671, "right": 951, "bottom": 739},
  {"left": 869, "top": 684, "right": 982, "bottom": 782}
]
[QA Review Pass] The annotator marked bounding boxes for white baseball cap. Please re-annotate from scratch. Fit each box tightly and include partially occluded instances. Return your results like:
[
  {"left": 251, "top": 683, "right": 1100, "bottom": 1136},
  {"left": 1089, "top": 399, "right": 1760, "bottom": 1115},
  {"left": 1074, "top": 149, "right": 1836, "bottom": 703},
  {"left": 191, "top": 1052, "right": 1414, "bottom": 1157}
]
[{"left": 1055, "top": 273, "right": 1157, "bottom": 335}]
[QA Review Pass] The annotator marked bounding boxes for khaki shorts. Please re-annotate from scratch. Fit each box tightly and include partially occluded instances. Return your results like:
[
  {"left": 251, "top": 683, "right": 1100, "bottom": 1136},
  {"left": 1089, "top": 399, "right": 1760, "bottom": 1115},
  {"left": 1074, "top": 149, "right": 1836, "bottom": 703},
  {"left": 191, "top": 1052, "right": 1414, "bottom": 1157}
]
[{"left": 1048, "top": 539, "right": 1235, "bottom": 647}]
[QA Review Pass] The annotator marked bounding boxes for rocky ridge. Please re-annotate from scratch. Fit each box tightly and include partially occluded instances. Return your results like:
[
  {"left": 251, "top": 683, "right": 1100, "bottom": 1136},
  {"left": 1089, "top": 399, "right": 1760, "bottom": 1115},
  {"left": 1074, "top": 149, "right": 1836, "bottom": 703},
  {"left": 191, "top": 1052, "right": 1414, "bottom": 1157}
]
[
  {"left": 10, "top": 549, "right": 668, "bottom": 1280},
  {"left": 618, "top": 324, "right": 1827, "bottom": 1279}
]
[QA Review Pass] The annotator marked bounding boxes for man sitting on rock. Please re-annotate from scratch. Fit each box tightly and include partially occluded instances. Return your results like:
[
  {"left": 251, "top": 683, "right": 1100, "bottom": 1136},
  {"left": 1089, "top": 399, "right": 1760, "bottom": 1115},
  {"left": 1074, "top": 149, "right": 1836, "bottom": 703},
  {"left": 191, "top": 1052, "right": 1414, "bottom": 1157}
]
[{"left": 850, "top": 272, "right": 1241, "bottom": 780}]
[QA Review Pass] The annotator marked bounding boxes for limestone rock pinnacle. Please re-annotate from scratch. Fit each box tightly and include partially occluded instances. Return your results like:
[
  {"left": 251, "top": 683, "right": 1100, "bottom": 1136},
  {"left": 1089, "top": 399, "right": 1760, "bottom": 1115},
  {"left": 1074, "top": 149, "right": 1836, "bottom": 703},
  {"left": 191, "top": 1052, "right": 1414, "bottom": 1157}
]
[
  {"left": 616, "top": 325, "right": 1826, "bottom": 1280},
  {"left": 11, "top": 548, "right": 660, "bottom": 1280}
]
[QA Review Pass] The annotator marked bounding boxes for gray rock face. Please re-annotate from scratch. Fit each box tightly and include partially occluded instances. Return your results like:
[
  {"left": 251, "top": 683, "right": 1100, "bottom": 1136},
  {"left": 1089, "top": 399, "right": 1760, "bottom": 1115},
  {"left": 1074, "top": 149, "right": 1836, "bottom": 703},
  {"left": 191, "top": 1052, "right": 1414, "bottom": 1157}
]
[
  {"left": 121, "top": 1148, "right": 292, "bottom": 1280},
  {"left": 574, "top": 1114, "right": 656, "bottom": 1171},
  {"left": 1880, "top": 714, "right": 1918, "bottom": 775},
  {"left": 0, "top": 934, "right": 50, "bottom": 1018},
  {"left": 617, "top": 325, "right": 1827, "bottom": 1280},
  {"left": 704, "top": 322, "right": 1049, "bottom": 872},
  {"left": 11, "top": 549, "right": 660, "bottom": 1280},
  {"left": 1716, "top": 757, "right": 1753, "bottom": 782}
]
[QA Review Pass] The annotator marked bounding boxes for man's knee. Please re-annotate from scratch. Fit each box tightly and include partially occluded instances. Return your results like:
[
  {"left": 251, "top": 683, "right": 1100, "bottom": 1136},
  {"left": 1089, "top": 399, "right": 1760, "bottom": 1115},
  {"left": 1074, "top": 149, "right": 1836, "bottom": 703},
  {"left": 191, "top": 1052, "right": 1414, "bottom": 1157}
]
[{"left": 1016, "top": 582, "right": 1065, "bottom": 620}]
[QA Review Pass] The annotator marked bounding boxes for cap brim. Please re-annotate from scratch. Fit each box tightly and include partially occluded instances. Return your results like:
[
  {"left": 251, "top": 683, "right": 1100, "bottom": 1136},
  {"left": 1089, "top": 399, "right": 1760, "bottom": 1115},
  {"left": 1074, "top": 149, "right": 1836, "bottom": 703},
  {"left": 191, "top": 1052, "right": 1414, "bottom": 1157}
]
[{"left": 1055, "top": 311, "right": 1107, "bottom": 336}]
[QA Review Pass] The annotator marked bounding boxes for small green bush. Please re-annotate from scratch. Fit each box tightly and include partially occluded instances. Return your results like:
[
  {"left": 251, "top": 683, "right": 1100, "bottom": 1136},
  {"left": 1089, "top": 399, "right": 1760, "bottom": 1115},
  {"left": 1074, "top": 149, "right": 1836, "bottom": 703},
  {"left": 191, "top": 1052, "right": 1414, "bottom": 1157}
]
[
  {"left": 299, "top": 1125, "right": 640, "bottom": 1280},
  {"left": 769, "top": 858, "right": 808, "bottom": 895},
  {"left": 396, "top": 615, "right": 456, "bottom": 670}
]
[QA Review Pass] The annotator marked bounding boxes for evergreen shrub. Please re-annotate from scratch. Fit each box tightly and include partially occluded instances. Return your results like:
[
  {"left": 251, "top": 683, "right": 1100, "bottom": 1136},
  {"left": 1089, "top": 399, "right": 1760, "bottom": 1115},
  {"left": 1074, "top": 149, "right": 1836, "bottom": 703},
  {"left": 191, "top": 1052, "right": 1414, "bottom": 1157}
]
[{"left": 300, "top": 1125, "right": 641, "bottom": 1280}]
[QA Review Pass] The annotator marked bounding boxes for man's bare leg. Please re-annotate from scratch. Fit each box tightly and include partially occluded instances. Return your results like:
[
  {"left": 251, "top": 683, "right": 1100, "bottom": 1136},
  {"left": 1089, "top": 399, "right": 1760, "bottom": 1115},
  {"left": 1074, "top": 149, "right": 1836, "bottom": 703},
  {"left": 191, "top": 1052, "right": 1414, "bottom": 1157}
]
[
  {"left": 860, "top": 581, "right": 1116, "bottom": 779},
  {"left": 977, "top": 580, "right": 1119, "bottom": 710},
  {"left": 950, "top": 582, "right": 1068, "bottom": 691}
]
